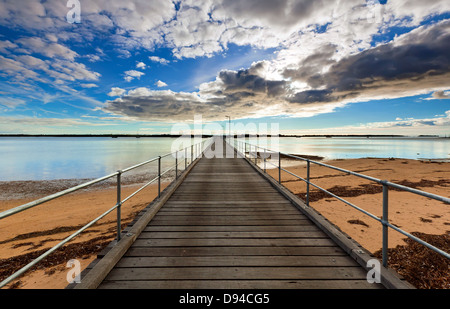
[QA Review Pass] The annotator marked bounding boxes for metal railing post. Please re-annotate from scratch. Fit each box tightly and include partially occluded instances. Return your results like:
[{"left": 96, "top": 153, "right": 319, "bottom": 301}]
[
  {"left": 116, "top": 170, "right": 122, "bottom": 241},
  {"left": 191, "top": 144, "right": 193, "bottom": 163},
  {"left": 185, "top": 147, "right": 187, "bottom": 169},
  {"left": 278, "top": 152, "right": 281, "bottom": 184},
  {"left": 382, "top": 181, "right": 389, "bottom": 267},
  {"left": 306, "top": 160, "right": 310, "bottom": 206},
  {"left": 264, "top": 148, "right": 266, "bottom": 173},
  {"left": 158, "top": 156, "right": 161, "bottom": 198},
  {"left": 254, "top": 145, "right": 257, "bottom": 165},
  {"left": 175, "top": 150, "right": 178, "bottom": 179}
]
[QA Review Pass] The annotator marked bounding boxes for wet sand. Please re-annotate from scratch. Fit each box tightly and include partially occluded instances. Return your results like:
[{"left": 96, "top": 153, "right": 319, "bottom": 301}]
[{"left": 0, "top": 157, "right": 449, "bottom": 289}]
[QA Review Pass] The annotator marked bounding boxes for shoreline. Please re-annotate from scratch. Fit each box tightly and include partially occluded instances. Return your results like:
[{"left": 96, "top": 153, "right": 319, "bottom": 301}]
[{"left": 0, "top": 157, "right": 449, "bottom": 289}]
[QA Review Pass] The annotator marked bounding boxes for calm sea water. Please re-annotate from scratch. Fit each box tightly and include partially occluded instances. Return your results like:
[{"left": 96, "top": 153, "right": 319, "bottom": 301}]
[
  {"left": 247, "top": 136, "right": 450, "bottom": 161},
  {"left": 0, "top": 137, "right": 200, "bottom": 181},
  {"left": 0, "top": 136, "right": 449, "bottom": 181}
]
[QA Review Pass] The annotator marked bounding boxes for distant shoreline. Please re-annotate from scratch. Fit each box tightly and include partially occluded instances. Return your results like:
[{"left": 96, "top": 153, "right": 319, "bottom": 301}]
[{"left": 0, "top": 134, "right": 448, "bottom": 138}]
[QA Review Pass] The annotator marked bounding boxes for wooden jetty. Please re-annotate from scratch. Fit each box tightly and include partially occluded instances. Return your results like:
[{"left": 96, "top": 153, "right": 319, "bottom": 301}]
[{"left": 71, "top": 137, "right": 412, "bottom": 289}]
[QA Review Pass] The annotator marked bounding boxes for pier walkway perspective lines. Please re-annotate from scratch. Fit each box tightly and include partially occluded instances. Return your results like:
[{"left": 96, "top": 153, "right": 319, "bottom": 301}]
[{"left": 71, "top": 137, "right": 412, "bottom": 289}]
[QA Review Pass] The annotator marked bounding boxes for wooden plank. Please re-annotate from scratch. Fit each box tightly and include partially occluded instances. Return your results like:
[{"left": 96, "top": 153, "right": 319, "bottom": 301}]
[
  {"left": 137, "top": 231, "right": 328, "bottom": 239},
  {"left": 157, "top": 210, "right": 302, "bottom": 215},
  {"left": 148, "top": 219, "right": 312, "bottom": 226},
  {"left": 124, "top": 246, "right": 347, "bottom": 257},
  {"left": 104, "top": 266, "right": 368, "bottom": 281},
  {"left": 98, "top": 279, "right": 383, "bottom": 289},
  {"left": 168, "top": 194, "right": 287, "bottom": 200},
  {"left": 152, "top": 214, "right": 307, "bottom": 220},
  {"left": 143, "top": 225, "right": 322, "bottom": 232},
  {"left": 163, "top": 200, "right": 293, "bottom": 205},
  {"left": 132, "top": 238, "right": 336, "bottom": 247},
  {"left": 114, "top": 256, "right": 358, "bottom": 267}
]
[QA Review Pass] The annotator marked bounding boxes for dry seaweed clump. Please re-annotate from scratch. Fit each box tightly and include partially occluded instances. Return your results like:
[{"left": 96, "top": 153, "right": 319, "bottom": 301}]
[{"left": 374, "top": 232, "right": 449, "bottom": 289}]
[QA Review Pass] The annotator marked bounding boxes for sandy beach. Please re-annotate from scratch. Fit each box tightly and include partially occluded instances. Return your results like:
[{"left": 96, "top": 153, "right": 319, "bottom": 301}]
[
  {"left": 0, "top": 157, "right": 449, "bottom": 289},
  {"left": 267, "top": 157, "right": 449, "bottom": 288},
  {"left": 0, "top": 179, "right": 169, "bottom": 289}
]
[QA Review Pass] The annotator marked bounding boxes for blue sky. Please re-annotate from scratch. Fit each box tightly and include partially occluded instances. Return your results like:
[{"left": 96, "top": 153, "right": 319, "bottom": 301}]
[{"left": 0, "top": 0, "right": 449, "bottom": 135}]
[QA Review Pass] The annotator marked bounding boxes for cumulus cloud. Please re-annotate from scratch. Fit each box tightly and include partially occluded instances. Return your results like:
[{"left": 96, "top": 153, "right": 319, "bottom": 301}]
[
  {"left": 284, "top": 20, "right": 450, "bottom": 104},
  {"left": 1, "top": 0, "right": 448, "bottom": 62},
  {"left": 136, "top": 61, "right": 147, "bottom": 69},
  {"left": 149, "top": 56, "right": 170, "bottom": 64},
  {"left": 155, "top": 80, "right": 168, "bottom": 87},
  {"left": 104, "top": 61, "right": 293, "bottom": 121},
  {"left": 108, "top": 87, "right": 126, "bottom": 97},
  {"left": 431, "top": 91, "right": 450, "bottom": 100},
  {"left": 124, "top": 70, "right": 145, "bottom": 82}
]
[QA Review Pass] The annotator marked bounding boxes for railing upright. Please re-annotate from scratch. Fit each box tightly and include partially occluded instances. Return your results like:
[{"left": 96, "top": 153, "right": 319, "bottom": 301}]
[
  {"left": 264, "top": 148, "right": 266, "bottom": 173},
  {"left": 158, "top": 156, "right": 161, "bottom": 198},
  {"left": 382, "top": 181, "right": 389, "bottom": 267},
  {"left": 175, "top": 151, "right": 178, "bottom": 179},
  {"left": 278, "top": 152, "right": 281, "bottom": 184},
  {"left": 306, "top": 160, "right": 310, "bottom": 207},
  {"left": 116, "top": 170, "right": 122, "bottom": 241}
]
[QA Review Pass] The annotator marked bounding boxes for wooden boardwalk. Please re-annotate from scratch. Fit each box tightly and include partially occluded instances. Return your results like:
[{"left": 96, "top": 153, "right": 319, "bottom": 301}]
[{"left": 73, "top": 137, "right": 411, "bottom": 289}]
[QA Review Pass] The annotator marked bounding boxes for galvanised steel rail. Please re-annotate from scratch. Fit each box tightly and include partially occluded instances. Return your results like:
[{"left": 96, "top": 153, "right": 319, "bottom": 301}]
[
  {"left": 0, "top": 137, "right": 213, "bottom": 288},
  {"left": 228, "top": 138, "right": 450, "bottom": 268}
]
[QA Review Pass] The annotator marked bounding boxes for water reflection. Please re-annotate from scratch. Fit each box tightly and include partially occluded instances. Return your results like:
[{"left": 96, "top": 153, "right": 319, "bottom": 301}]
[
  {"left": 245, "top": 137, "right": 450, "bottom": 160},
  {"left": 0, "top": 136, "right": 449, "bottom": 181},
  {"left": 0, "top": 137, "right": 194, "bottom": 181}
]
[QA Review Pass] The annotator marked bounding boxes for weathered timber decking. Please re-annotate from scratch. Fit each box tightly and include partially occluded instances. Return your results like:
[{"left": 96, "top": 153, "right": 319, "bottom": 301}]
[{"left": 72, "top": 137, "right": 412, "bottom": 289}]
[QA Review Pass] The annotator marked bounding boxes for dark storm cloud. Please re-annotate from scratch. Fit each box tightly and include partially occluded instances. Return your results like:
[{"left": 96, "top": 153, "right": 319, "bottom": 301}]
[
  {"left": 216, "top": 0, "right": 337, "bottom": 29},
  {"left": 218, "top": 67, "right": 287, "bottom": 97},
  {"left": 286, "top": 20, "right": 450, "bottom": 104}
]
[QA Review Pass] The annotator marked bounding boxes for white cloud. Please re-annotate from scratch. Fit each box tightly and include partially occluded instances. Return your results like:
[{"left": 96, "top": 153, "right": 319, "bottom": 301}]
[
  {"left": 0, "top": 116, "right": 112, "bottom": 133},
  {"left": 15, "top": 37, "right": 78, "bottom": 61},
  {"left": 0, "top": 97, "right": 26, "bottom": 109},
  {"left": 432, "top": 91, "right": 450, "bottom": 100},
  {"left": 155, "top": 80, "right": 168, "bottom": 87},
  {"left": 124, "top": 70, "right": 145, "bottom": 82},
  {"left": 148, "top": 56, "right": 170, "bottom": 64},
  {"left": 108, "top": 87, "right": 126, "bottom": 97},
  {"left": 136, "top": 61, "right": 147, "bottom": 69},
  {"left": 0, "top": 40, "right": 17, "bottom": 53},
  {"left": 80, "top": 83, "right": 99, "bottom": 88}
]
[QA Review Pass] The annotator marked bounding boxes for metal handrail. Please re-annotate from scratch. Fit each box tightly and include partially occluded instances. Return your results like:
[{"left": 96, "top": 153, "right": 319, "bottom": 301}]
[
  {"left": 228, "top": 138, "right": 450, "bottom": 268},
  {"left": 0, "top": 137, "right": 212, "bottom": 288}
]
